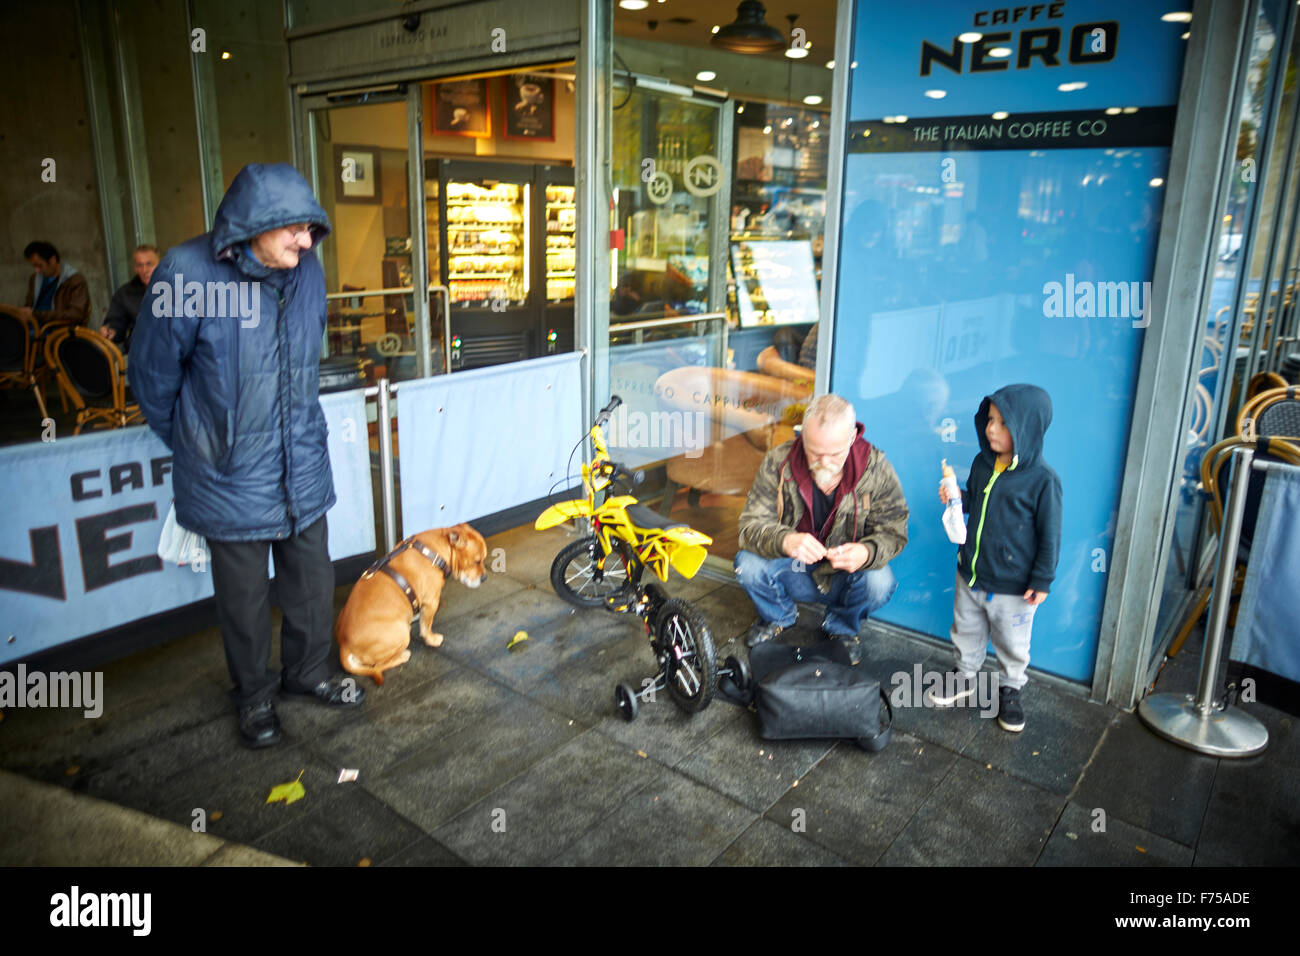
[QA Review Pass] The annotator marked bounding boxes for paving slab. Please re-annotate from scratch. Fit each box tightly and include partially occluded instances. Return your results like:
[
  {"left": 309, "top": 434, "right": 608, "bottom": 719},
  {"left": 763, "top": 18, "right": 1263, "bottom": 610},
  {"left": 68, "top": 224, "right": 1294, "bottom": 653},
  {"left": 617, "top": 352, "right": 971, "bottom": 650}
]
[
  {"left": 484, "top": 523, "right": 575, "bottom": 592},
  {"left": 1036, "top": 800, "right": 1194, "bottom": 866},
  {"left": 252, "top": 783, "right": 430, "bottom": 867},
  {"left": 674, "top": 710, "right": 835, "bottom": 812},
  {"left": 363, "top": 690, "right": 582, "bottom": 834},
  {"left": 150, "top": 741, "right": 349, "bottom": 847},
  {"left": 307, "top": 665, "right": 521, "bottom": 776},
  {"left": 957, "top": 682, "right": 1111, "bottom": 796},
  {"left": 1071, "top": 711, "right": 1218, "bottom": 848},
  {"left": 0, "top": 673, "right": 232, "bottom": 786},
  {"left": 710, "top": 816, "right": 852, "bottom": 867},
  {"left": 766, "top": 733, "right": 958, "bottom": 865},
  {"left": 879, "top": 754, "right": 1065, "bottom": 866},
  {"left": 530, "top": 623, "right": 746, "bottom": 766},
  {"left": 433, "top": 729, "right": 671, "bottom": 865},
  {"left": 549, "top": 771, "right": 757, "bottom": 866},
  {"left": 1194, "top": 703, "right": 1300, "bottom": 866},
  {"left": 374, "top": 836, "right": 467, "bottom": 866},
  {"left": 435, "top": 585, "right": 632, "bottom": 698}
]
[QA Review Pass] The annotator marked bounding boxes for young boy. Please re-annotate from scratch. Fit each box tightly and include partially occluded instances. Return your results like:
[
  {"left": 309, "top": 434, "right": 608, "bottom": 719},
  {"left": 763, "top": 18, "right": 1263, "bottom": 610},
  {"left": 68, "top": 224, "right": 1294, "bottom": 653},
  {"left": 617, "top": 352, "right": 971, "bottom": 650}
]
[{"left": 930, "top": 384, "right": 1062, "bottom": 732}]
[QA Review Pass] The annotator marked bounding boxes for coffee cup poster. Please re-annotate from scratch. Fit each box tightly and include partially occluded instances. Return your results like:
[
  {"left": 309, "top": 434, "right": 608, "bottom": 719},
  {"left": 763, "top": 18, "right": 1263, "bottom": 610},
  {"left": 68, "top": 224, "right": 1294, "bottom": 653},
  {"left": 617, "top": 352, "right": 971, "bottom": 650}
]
[
  {"left": 432, "top": 78, "right": 490, "bottom": 138},
  {"left": 504, "top": 74, "right": 554, "bottom": 142}
]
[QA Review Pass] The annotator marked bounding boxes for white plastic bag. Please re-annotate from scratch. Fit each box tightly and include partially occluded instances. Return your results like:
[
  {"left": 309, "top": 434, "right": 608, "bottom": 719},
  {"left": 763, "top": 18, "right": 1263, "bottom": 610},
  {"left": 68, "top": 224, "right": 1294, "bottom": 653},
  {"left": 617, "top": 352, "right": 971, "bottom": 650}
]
[
  {"left": 157, "top": 501, "right": 208, "bottom": 566},
  {"left": 940, "top": 460, "right": 967, "bottom": 545}
]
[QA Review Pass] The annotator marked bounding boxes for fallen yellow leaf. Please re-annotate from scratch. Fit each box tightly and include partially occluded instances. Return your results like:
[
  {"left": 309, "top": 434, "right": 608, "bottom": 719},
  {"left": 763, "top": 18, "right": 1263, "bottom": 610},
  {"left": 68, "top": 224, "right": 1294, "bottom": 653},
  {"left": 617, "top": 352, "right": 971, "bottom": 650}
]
[
  {"left": 267, "top": 769, "right": 306, "bottom": 806},
  {"left": 508, "top": 631, "right": 529, "bottom": 650},
  {"left": 1136, "top": 846, "right": 1147, "bottom": 853},
  {"left": 358, "top": 858, "right": 372, "bottom": 867},
  {"left": 211, "top": 811, "right": 223, "bottom": 821},
  {"left": 636, "top": 750, "right": 647, "bottom": 758}
]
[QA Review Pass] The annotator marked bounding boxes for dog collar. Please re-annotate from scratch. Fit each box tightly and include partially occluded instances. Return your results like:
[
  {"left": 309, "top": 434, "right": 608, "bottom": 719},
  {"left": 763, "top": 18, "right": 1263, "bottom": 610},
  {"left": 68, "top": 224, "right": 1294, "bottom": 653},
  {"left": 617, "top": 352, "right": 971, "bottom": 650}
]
[{"left": 361, "top": 536, "right": 452, "bottom": 614}]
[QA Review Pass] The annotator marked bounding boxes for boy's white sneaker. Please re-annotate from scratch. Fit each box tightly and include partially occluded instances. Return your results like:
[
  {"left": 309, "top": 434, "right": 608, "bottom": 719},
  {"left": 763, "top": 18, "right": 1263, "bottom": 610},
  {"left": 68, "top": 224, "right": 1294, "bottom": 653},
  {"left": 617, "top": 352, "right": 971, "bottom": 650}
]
[{"left": 927, "top": 667, "right": 979, "bottom": 707}]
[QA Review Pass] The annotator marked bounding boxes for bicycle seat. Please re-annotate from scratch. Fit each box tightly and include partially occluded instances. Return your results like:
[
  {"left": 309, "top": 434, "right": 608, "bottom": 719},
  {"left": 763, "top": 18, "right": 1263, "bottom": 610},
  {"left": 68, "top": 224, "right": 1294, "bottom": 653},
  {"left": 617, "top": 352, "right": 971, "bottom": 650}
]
[{"left": 626, "top": 504, "right": 689, "bottom": 531}]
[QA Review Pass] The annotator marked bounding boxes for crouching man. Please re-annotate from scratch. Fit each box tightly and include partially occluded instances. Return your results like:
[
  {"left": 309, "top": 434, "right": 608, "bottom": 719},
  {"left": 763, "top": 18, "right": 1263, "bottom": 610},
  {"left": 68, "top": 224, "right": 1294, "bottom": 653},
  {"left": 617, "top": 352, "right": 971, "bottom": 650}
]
[{"left": 735, "top": 394, "right": 908, "bottom": 664}]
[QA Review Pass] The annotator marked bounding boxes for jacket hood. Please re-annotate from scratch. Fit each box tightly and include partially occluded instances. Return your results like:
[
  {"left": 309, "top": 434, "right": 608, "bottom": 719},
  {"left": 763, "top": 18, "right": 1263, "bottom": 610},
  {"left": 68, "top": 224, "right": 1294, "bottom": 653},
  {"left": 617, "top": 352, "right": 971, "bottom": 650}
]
[
  {"left": 211, "top": 163, "right": 330, "bottom": 261},
  {"left": 975, "top": 384, "right": 1052, "bottom": 469}
]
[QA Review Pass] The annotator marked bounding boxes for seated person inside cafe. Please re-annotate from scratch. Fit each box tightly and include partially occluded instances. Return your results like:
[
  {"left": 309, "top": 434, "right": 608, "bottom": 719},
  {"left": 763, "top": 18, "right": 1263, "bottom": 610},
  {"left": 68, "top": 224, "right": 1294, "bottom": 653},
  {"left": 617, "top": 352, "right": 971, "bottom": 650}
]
[
  {"left": 1, "top": 240, "right": 90, "bottom": 328},
  {"left": 734, "top": 393, "right": 908, "bottom": 664},
  {"left": 99, "top": 244, "right": 160, "bottom": 353}
]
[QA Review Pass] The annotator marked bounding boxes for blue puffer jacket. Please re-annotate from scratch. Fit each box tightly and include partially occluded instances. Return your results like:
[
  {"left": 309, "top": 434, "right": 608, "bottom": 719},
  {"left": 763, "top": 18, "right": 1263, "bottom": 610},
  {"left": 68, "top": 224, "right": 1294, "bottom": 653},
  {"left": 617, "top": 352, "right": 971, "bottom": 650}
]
[{"left": 131, "top": 163, "right": 335, "bottom": 542}]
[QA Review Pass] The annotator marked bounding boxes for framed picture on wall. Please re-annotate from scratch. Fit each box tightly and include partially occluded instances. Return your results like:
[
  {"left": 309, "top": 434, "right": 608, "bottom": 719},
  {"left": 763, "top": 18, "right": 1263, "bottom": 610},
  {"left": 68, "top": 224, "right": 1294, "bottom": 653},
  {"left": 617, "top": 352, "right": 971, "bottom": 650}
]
[
  {"left": 503, "top": 74, "right": 555, "bottom": 141},
  {"left": 431, "top": 79, "right": 491, "bottom": 138},
  {"left": 333, "top": 145, "right": 382, "bottom": 204}
]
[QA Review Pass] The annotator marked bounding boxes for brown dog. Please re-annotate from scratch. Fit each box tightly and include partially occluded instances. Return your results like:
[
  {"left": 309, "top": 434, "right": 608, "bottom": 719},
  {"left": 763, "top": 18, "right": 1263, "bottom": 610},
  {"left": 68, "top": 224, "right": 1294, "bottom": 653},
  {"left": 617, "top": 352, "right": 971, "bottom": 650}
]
[{"left": 336, "top": 524, "right": 488, "bottom": 685}]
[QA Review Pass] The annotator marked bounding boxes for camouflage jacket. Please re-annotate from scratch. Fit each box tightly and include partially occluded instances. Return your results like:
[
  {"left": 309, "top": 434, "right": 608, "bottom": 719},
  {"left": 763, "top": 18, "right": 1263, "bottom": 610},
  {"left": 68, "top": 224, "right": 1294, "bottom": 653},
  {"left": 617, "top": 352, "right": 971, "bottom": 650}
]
[{"left": 738, "top": 433, "right": 909, "bottom": 589}]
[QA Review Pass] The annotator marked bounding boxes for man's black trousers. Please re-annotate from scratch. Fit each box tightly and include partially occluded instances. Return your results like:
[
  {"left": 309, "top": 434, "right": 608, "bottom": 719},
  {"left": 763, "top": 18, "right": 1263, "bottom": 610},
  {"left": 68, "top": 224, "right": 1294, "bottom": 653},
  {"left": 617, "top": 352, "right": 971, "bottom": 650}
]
[{"left": 208, "top": 516, "right": 335, "bottom": 709}]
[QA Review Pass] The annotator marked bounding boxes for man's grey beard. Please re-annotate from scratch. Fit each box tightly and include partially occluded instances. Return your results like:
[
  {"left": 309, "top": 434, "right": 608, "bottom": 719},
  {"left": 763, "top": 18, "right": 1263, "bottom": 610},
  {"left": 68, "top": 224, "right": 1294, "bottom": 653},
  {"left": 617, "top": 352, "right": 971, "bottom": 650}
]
[{"left": 811, "top": 462, "right": 840, "bottom": 485}]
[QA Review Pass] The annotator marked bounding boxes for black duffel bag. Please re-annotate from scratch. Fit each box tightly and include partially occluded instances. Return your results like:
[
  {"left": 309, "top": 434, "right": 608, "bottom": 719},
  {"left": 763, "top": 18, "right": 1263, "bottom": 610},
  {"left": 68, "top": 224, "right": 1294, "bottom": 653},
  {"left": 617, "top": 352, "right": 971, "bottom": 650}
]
[{"left": 719, "top": 641, "right": 893, "bottom": 752}]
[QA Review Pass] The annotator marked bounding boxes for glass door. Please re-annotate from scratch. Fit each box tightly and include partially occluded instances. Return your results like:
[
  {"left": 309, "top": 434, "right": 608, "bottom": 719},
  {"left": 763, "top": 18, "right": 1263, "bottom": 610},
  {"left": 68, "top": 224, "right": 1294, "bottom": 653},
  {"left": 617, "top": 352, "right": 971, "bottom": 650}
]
[{"left": 301, "top": 91, "right": 423, "bottom": 383}]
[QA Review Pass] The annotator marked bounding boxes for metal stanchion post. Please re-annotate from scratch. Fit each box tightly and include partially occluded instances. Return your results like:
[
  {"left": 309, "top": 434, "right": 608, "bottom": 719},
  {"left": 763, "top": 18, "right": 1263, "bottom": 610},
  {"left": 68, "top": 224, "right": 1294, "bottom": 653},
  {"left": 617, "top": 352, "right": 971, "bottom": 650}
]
[
  {"left": 1139, "top": 446, "right": 1269, "bottom": 756},
  {"left": 375, "top": 378, "right": 397, "bottom": 552}
]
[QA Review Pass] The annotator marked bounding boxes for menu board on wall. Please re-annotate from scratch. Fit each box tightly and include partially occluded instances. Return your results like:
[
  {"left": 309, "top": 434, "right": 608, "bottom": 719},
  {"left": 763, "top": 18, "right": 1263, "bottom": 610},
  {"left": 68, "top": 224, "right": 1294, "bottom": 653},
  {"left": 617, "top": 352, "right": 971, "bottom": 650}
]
[
  {"left": 731, "top": 240, "right": 820, "bottom": 327},
  {"left": 503, "top": 74, "right": 555, "bottom": 141},
  {"left": 432, "top": 79, "right": 491, "bottom": 138}
]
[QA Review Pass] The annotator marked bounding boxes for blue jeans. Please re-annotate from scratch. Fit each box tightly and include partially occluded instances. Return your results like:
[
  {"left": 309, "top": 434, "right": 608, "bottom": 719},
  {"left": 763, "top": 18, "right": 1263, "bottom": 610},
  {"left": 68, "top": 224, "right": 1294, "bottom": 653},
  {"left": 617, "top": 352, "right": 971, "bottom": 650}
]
[{"left": 733, "top": 550, "right": 899, "bottom": 638}]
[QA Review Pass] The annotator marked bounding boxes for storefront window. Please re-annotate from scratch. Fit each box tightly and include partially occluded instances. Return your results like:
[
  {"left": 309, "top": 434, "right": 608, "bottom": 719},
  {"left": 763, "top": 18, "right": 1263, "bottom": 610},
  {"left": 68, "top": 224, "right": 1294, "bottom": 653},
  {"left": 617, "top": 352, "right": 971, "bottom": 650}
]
[
  {"left": 1154, "top": 0, "right": 1300, "bottom": 648},
  {"left": 829, "top": 0, "right": 1191, "bottom": 685}
]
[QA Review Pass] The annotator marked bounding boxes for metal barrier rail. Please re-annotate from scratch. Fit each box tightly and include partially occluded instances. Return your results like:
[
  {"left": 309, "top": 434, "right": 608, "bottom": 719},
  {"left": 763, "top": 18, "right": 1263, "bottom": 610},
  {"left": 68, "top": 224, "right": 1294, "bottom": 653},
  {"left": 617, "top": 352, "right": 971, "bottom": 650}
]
[{"left": 1139, "top": 445, "right": 1270, "bottom": 756}]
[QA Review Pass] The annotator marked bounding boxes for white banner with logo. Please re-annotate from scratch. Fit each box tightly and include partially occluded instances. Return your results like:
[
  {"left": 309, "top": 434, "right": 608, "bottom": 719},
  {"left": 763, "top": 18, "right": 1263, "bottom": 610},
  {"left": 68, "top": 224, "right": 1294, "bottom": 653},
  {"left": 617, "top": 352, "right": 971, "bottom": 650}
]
[{"left": 0, "top": 388, "right": 374, "bottom": 664}]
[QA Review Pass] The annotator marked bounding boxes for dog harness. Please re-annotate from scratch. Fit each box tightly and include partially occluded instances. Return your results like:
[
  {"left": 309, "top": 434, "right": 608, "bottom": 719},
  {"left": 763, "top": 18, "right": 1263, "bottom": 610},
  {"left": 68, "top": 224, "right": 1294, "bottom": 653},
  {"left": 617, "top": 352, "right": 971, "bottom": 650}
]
[{"left": 360, "top": 536, "right": 452, "bottom": 614}]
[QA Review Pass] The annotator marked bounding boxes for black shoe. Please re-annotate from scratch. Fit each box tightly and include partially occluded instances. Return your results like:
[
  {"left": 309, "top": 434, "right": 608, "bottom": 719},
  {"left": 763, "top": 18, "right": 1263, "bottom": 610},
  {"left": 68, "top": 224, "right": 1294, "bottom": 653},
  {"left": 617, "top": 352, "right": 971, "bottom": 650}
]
[
  {"left": 744, "top": 619, "right": 785, "bottom": 648},
  {"left": 237, "top": 699, "right": 281, "bottom": 748},
  {"left": 281, "top": 675, "right": 366, "bottom": 708},
  {"left": 997, "top": 686, "right": 1025, "bottom": 732},
  {"left": 927, "top": 667, "right": 978, "bottom": 707}
]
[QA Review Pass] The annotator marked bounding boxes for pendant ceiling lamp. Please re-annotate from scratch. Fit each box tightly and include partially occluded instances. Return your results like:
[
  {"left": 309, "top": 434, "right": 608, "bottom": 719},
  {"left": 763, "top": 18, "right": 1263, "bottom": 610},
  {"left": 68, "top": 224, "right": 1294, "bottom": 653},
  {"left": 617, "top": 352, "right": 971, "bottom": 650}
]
[{"left": 711, "top": 1, "right": 785, "bottom": 54}]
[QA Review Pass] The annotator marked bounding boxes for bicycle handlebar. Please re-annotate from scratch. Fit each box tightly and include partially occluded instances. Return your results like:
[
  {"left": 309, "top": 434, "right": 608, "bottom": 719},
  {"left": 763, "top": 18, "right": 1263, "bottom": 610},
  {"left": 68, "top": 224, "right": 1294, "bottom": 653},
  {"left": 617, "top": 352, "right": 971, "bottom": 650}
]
[{"left": 594, "top": 394, "right": 623, "bottom": 427}]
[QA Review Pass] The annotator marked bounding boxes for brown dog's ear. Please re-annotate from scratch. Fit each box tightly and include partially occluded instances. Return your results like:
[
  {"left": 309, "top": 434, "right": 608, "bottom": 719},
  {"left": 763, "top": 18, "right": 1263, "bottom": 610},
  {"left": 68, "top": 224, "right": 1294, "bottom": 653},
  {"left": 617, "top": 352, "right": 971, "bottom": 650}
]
[{"left": 449, "top": 530, "right": 460, "bottom": 546}]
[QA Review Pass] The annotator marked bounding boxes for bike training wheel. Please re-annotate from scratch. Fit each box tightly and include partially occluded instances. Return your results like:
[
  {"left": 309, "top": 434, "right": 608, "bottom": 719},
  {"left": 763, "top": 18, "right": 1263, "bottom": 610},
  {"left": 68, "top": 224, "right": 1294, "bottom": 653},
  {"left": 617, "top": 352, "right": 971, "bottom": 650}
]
[
  {"left": 655, "top": 598, "right": 717, "bottom": 714},
  {"left": 615, "top": 682, "right": 639, "bottom": 722},
  {"left": 550, "top": 535, "right": 635, "bottom": 609},
  {"left": 724, "top": 654, "right": 752, "bottom": 692}
]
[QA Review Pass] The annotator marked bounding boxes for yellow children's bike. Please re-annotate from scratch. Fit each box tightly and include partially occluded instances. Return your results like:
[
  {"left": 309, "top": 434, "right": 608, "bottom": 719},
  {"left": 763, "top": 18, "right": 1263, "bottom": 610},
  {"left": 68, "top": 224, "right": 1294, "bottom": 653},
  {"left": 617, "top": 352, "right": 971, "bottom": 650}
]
[{"left": 535, "top": 396, "right": 749, "bottom": 720}]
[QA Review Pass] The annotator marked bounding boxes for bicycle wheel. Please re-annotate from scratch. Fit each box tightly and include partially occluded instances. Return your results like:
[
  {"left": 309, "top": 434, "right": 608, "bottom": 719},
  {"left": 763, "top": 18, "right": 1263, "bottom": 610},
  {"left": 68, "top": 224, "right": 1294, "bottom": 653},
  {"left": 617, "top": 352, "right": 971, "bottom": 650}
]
[
  {"left": 655, "top": 598, "right": 717, "bottom": 713},
  {"left": 550, "top": 535, "right": 634, "bottom": 608}
]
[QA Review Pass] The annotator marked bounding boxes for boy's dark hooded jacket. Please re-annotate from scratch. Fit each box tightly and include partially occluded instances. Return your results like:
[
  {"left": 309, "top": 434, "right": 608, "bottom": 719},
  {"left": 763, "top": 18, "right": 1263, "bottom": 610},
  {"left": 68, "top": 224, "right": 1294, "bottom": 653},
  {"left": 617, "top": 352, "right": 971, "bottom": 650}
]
[
  {"left": 956, "top": 384, "right": 1062, "bottom": 594},
  {"left": 131, "top": 163, "right": 334, "bottom": 541}
]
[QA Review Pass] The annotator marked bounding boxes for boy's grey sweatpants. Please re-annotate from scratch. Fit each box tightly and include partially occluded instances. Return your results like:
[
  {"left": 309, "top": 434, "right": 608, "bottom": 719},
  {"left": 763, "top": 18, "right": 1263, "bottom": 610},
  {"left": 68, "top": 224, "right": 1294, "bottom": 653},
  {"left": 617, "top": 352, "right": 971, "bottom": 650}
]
[{"left": 949, "top": 570, "right": 1036, "bottom": 690}]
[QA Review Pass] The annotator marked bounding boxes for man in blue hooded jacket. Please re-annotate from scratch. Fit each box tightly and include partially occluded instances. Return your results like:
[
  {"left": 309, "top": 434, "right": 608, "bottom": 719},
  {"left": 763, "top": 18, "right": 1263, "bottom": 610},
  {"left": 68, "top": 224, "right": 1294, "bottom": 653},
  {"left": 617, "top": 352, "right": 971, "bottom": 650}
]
[{"left": 132, "top": 163, "right": 364, "bottom": 748}]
